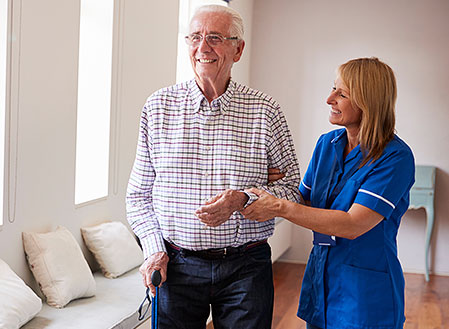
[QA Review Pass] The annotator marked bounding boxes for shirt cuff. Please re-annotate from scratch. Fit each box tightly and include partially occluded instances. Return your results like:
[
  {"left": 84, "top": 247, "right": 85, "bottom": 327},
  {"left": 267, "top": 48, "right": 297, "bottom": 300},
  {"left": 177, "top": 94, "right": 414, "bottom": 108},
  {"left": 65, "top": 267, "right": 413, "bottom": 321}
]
[
  {"left": 242, "top": 191, "right": 259, "bottom": 208},
  {"left": 140, "top": 233, "right": 167, "bottom": 260}
]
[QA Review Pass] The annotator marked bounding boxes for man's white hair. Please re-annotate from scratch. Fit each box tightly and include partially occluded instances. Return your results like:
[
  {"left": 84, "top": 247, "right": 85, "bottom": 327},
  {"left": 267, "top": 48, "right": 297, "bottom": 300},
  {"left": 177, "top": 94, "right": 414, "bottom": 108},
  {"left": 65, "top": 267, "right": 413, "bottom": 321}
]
[{"left": 191, "top": 5, "right": 244, "bottom": 40}]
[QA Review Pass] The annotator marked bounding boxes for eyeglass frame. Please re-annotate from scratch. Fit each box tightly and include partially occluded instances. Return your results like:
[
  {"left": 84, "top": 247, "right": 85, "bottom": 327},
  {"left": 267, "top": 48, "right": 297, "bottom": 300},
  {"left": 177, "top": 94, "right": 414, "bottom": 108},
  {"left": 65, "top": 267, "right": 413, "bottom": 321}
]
[{"left": 184, "top": 33, "right": 240, "bottom": 47}]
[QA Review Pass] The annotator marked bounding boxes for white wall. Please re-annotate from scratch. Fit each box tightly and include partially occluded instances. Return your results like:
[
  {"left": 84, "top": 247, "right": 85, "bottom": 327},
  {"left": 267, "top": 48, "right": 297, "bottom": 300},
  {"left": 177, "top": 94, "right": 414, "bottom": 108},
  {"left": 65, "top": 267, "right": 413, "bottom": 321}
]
[
  {"left": 0, "top": 0, "right": 179, "bottom": 287},
  {"left": 249, "top": 0, "right": 449, "bottom": 275},
  {"left": 0, "top": 0, "right": 254, "bottom": 289},
  {"left": 1, "top": 0, "right": 447, "bottom": 294}
]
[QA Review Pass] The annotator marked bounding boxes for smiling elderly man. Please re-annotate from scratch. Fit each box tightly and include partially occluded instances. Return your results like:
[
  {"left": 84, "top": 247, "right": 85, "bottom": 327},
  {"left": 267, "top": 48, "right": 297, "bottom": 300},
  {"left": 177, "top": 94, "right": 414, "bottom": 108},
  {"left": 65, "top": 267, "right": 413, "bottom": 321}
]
[{"left": 126, "top": 5, "right": 301, "bottom": 328}]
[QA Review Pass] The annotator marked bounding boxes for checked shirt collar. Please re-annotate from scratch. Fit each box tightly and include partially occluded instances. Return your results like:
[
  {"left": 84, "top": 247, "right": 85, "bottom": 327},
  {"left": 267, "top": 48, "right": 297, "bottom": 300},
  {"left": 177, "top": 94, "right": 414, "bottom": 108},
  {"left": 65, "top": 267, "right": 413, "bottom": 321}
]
[{"left": 188, "top": 79, "right": 236, "bottom": 115}]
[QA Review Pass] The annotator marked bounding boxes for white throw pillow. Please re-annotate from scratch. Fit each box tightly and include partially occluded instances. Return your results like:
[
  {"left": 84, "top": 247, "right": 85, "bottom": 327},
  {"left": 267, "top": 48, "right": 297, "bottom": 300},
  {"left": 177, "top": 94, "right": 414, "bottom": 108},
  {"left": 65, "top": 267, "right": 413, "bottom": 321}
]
[
  {"left": 0, "top": 258, "right": 42, "bottom": 329},
  {"left": 81, "top": 221, "right": 143, "bottom": 278},
  {"left": 22, "top": 226, "right": 96, "bottom": 308}
]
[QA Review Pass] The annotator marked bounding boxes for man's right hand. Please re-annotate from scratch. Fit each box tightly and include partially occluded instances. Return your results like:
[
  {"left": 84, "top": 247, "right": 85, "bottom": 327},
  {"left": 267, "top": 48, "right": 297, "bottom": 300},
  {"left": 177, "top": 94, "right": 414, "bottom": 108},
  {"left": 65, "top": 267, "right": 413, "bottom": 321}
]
[{"left": 139, "top": 251, "right": 169, "bottom": 296}]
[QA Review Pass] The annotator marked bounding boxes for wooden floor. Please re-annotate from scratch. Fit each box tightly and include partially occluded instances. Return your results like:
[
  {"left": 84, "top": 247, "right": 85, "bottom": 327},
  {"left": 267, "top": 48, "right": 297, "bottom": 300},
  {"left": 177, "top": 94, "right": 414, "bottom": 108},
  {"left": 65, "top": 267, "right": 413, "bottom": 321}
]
[
  {"left": 208, "top": 261, "right": 449, "bottom": 329},
  {"left": 271, "top": 262, "right": 449, "bottom": 329}
]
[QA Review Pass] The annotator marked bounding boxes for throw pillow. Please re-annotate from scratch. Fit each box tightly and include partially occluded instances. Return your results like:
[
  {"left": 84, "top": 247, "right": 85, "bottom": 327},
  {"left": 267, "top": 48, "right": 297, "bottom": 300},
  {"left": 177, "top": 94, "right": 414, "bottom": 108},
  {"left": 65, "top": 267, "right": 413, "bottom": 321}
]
[
  {"left": 0, "top": 258, "right": 42, "bottom": 328},
  {"left": 22, "top": 226, "right": 96, "bottom": 308},
  {"left": 81, "top": 221, "right": 143, "bottom": 278}
]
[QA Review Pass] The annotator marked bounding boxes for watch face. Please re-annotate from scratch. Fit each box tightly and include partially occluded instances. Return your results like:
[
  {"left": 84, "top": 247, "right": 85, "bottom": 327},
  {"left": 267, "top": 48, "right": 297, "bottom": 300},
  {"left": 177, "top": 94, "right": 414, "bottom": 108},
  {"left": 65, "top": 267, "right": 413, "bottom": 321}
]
[{"left": 243, "top": 191, "right": 259, "bottom": 208}]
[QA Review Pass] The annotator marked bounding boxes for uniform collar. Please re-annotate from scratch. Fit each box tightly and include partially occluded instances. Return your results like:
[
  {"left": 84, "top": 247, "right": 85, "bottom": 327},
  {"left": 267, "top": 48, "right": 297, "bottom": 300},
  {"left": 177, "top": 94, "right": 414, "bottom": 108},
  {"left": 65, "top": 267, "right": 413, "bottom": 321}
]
[
  {"left": 331, "top": 129, "right": 347, "bottom": 145},
  {"left": 331, "top": 129, "right": 361, "bottom": 166},
  {"left": 188, "top": 79, "right": 235, "bottom": 114}
]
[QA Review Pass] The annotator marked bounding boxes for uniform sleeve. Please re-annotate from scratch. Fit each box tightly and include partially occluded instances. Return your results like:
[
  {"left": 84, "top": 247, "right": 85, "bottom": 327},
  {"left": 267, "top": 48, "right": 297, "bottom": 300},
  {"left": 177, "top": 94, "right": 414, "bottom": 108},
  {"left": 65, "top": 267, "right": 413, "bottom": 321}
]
[
  {"left": 261, "top": 106, "right": 301, "bottom": 203},
  {"left": 354, "top": 147, "right": 415, "bottom": 219},
  {"left": 298, "top": 135, "right": 325, "bottom": 201},
  {"left": 126, "top": 102, "right": 166, "bottom": 259},
  {"left": 299, "top": 164, "right": 313, "bottom": 201}
]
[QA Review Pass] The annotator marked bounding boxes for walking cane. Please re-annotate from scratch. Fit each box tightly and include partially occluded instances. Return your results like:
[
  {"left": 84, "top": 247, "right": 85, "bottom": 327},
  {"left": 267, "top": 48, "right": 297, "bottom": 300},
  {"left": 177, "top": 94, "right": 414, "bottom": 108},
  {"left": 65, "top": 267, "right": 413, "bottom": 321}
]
[
  {"left": 137, "top": 269, "right": 162, "bottom": 328},
  {"left": 151, "top": 270, "right": 162, "bottom": 329}
]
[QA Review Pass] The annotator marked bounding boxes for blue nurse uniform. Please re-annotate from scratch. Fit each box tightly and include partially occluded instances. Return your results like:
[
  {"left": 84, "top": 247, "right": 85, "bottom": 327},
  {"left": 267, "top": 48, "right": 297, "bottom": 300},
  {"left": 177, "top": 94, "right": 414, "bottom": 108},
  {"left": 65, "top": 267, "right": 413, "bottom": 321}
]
[{"left": 298, "top": 129, "right": 415, "bottom": 329}]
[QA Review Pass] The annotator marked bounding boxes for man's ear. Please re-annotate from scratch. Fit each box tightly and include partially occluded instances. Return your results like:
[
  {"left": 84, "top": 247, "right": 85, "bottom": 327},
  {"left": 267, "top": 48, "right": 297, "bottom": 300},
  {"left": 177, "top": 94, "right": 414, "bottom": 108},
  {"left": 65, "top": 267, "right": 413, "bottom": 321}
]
[{"left": 233, "top": 40, "right": 245, "bottom": 62}]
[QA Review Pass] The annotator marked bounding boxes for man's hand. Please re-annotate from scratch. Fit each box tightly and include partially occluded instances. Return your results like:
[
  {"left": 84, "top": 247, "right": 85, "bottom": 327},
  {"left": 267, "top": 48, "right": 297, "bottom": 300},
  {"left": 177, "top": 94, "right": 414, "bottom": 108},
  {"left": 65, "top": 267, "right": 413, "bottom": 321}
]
[
  {"left": 195, "top": 189, "right": 248, "bottom": 227},
  {"left": 139, "top": 251, "right": 169, "bottom": 296}
]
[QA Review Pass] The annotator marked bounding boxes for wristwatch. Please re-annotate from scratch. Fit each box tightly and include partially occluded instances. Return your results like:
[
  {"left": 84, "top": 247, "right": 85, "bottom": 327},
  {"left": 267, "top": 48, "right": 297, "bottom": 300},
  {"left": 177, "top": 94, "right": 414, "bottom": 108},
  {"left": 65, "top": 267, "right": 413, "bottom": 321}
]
[{"left": 242, "top": 191, "right": 259, "bottom": 208}]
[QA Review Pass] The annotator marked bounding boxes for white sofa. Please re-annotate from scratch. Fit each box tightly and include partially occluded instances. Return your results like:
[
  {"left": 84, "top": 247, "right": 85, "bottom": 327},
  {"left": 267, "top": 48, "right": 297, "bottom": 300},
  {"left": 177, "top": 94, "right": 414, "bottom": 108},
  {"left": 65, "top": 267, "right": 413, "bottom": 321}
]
[
  {"left": 17, "top": 219, "right": 291, "bottom": 329},
  {"left": 22, "top": 268, "right": 150, "bottom": 329},
  {"left": 15, "top": 222, "right": 150, "bottom": 329}
]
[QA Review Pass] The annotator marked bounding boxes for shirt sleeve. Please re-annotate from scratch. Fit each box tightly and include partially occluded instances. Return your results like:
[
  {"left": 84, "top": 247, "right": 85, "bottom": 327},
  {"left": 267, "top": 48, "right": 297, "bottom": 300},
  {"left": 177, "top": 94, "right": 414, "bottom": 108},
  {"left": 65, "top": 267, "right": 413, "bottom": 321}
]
[
  {"left": 354, "top": 147, "right": 415, "bottom": 219},
  {"left": 261, "top": 106, "right": 301, "bottom": 203},
  {"left": 126, "top": 101, "right": 166, "bottom": 259}
]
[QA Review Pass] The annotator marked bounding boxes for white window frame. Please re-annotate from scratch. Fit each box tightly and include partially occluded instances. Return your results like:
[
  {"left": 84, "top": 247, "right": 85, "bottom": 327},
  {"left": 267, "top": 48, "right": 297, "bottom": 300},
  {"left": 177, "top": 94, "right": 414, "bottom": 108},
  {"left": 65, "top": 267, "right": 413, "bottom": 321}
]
[
  {"left": 0, "top": 0, "right": 11, "bottom": 226},
  {"left": 75, "top": 0, "right": 116, "bottom": 206}
]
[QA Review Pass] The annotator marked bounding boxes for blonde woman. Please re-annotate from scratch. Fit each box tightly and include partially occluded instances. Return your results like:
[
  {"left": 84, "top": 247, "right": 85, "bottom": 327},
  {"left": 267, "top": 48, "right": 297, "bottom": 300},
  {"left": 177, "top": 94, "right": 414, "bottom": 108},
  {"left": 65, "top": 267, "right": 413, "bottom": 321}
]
[{"left": 241, "top": 57, "right": 415, "bottom": 329}]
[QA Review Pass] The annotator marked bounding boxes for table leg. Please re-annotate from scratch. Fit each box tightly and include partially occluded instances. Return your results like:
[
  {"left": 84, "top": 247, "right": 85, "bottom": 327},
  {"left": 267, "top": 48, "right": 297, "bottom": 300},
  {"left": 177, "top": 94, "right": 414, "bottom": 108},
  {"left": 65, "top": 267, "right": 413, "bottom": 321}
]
[{"left": 424, "top": 206, "right": 434, "bottom": 282}]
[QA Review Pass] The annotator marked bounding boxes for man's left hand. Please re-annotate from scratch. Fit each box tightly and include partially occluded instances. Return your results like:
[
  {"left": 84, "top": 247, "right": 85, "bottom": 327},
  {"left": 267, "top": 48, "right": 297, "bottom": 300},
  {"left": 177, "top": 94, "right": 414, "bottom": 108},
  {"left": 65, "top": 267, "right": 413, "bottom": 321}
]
[{"left": 195, "top": 189, "right": 248, "bottom": 227}]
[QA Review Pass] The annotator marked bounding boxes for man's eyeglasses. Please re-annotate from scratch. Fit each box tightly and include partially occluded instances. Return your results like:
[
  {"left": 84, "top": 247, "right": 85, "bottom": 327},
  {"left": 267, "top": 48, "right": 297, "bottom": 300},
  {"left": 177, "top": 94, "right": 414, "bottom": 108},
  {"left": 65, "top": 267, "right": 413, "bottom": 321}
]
[{"left": 185, "top": 33, "right": 239, "bottom": 47}]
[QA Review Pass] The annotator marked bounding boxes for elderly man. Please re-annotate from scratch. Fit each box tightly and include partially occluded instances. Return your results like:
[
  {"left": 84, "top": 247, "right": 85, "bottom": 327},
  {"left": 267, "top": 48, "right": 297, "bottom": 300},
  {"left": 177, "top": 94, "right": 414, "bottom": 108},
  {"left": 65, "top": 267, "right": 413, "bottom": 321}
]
[{"left": 126, "top": 5, "right": 300, "bottom": 328}]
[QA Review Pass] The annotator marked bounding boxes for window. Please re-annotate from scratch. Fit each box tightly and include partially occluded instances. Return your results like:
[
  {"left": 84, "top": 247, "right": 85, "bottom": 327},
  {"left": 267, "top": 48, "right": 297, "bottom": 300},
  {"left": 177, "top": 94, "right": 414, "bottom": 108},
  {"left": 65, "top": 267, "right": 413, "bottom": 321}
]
[
  {"left": 0, "top": 0, "right": 9, "bottom": 224},
  {"left": 75, "top": 0, "right": 115, "bottom": 205},
  {"left": 176, "top": 0, "right": 228, "bottom": 83}
]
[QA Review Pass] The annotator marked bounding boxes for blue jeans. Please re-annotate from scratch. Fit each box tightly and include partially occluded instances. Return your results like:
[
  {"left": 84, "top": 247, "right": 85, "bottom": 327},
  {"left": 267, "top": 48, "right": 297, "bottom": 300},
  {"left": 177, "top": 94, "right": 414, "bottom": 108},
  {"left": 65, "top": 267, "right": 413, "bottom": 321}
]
[
  {"left": 307, "top": 323, "right": 322, "bottom": 329},
  {"left": 156, "top": 242, "right": 274, "bottom": 329}
]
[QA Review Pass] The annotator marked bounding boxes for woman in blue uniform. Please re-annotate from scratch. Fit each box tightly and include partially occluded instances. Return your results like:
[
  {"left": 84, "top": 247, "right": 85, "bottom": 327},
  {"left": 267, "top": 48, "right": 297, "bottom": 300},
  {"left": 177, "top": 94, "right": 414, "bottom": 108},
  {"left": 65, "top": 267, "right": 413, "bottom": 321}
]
[{"left": 242, "top": 57, "right": 415, "bottom": 329}]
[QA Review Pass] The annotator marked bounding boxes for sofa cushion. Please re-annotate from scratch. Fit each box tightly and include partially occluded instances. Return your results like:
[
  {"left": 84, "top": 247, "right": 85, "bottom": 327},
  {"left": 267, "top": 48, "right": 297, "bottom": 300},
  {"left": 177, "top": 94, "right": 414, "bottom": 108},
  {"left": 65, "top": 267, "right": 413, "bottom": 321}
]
[
  {"left": 81, "top": 221, "right": 143, "bottom": 278},
  {"left": 0, "top": 258, "right": 42, "bottom": 328},
  {"left": 21, "top": 268, "right": 150, "bottom": 329},
  {"left": 22, "top": 226, "right": 96, "bottom": 308}
]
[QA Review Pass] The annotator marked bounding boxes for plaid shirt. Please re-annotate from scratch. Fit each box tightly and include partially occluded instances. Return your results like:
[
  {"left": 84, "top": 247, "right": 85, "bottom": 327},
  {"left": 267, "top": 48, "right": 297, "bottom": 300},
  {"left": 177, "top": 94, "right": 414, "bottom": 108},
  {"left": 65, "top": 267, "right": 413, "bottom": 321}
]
[{"left": 126, "top": 79, "right": 301, "bottom": 259}]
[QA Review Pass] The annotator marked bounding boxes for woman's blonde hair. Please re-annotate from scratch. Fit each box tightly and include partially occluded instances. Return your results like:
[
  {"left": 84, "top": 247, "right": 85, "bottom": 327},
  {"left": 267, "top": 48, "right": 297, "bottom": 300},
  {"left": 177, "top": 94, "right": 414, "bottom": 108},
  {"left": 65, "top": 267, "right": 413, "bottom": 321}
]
[{"left": 338, "top": 57, "right": 397, "bottom": 166}]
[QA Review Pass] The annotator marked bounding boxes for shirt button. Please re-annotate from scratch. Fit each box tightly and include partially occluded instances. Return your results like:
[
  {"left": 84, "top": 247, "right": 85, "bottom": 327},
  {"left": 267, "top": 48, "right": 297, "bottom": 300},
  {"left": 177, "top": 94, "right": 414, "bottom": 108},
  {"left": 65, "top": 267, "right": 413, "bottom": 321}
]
[
  {"left": 205, "top": 146, "right": 211, "bottom": 151},
  {"left": 203, "top": 172, "right": 209, "bottom": 177}
]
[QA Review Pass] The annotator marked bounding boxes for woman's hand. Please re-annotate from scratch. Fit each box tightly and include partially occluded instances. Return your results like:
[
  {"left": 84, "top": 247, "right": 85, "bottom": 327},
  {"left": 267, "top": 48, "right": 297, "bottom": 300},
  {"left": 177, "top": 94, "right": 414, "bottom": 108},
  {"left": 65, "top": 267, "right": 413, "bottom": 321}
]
[
  {"left": 241, "top": 188, "right": 283, "bottom": 221},
  {"left": 268, "top": 168, "right": 285, "bottom": 183}
]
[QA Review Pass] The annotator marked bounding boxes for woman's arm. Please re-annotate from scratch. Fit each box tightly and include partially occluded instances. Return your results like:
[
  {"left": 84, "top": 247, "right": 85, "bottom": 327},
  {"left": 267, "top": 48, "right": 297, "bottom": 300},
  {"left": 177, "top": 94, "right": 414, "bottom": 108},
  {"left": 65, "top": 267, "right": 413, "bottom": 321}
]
[
  {"left": 241, "top": 188, "right": 383, "bottom": 240},
  {"left": 299, "top": 192, "right": 310, "bottom": 206}
]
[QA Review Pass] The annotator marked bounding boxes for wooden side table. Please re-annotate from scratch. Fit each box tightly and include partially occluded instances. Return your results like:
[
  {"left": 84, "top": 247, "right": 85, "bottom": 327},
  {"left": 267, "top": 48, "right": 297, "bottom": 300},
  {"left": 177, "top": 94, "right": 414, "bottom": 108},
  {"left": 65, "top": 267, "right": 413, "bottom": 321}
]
[{"left": 408, "top": 165, "right": 436, "bottom": 281}]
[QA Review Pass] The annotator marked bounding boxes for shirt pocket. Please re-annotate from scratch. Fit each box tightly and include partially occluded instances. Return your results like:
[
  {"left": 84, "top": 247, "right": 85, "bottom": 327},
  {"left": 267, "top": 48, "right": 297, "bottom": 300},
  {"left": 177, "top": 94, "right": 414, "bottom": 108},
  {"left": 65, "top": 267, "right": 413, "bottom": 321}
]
[{"left": 338, "top": 264, "right": 395, "bottom": 327}]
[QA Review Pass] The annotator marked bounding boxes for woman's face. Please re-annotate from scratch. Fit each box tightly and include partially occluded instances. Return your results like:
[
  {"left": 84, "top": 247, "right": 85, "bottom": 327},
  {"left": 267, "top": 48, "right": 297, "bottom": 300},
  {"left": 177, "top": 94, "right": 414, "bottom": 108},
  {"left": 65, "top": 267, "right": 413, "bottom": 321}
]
[{"left": 327, "top": 76, "right": 362, "bottom": 131}]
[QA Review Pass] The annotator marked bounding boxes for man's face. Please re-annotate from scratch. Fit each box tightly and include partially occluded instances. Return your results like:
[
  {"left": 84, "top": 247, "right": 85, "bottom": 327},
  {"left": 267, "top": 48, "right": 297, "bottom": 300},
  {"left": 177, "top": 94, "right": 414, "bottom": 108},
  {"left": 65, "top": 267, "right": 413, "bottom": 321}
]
[{"left": 188, "top": 11, "right": 244, "bottom": 84}]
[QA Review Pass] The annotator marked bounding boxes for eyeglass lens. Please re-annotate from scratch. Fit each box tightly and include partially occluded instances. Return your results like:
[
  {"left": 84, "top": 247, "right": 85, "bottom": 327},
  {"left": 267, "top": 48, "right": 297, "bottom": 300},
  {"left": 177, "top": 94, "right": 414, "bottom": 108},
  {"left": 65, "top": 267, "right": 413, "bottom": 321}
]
[{"left": 186, "top": 34, "right": 225, "bottom": 46}]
